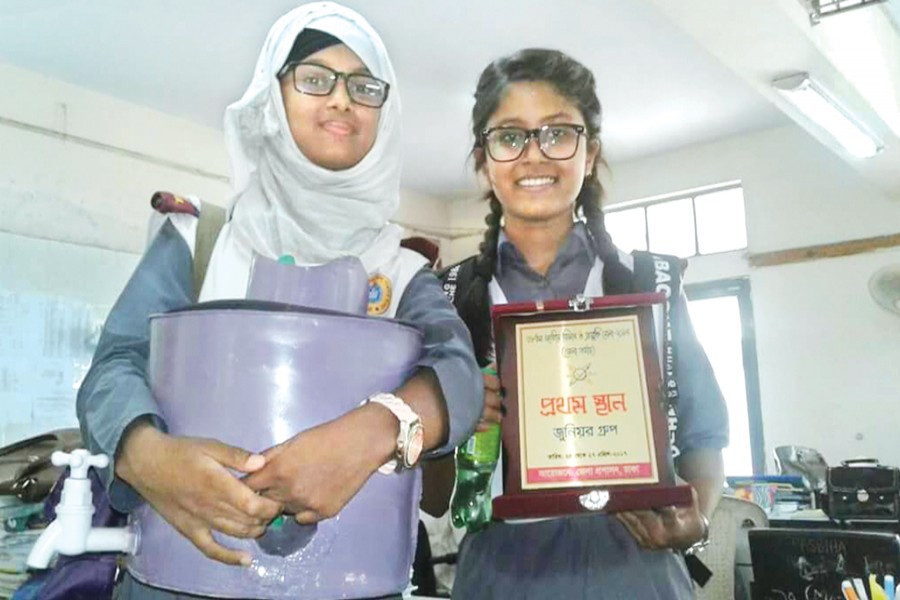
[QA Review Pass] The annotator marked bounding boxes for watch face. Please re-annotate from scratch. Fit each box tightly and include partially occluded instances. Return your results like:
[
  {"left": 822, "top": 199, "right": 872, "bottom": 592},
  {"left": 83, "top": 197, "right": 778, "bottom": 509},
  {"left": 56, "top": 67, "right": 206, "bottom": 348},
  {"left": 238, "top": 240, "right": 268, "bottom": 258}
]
[{"left": 405, "top": 423, "right": 425, "bottom": 467}]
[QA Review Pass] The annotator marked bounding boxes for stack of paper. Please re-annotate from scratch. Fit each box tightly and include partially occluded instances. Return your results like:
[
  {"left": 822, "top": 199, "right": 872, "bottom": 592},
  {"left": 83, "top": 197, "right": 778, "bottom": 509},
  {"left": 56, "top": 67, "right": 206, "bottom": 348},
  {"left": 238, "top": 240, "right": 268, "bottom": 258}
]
[{"left": 0, "top": 531, "right": 41, "bottom": 599}]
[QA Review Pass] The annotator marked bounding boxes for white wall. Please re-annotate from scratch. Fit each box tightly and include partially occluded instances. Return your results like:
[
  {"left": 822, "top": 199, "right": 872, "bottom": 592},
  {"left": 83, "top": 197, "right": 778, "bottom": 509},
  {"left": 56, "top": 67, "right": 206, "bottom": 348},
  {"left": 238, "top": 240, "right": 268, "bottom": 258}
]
[
  {"left": 751, "top": 249, "right": 900, "bottom": 471},
  {"left": 0, "top": 64, "right": 450, "bottom": 446},
  {"left": 0, "top": 63, "right": 233, "bottom": 445},
  {"left": 0, "top": 63, "right": 451, "bottom": 254},
  {"left": 397, "top": 189, "right": 454, "bottom": 257},
  {"left": 608, "top": 125, "right": 900, "bottom": 471},
  {"left": 606, "top": 125, "right": 900, "bottom": 253},
  {"left": 448, "top": 124, "right": 900, "bottom": 471},
  {"left": 0, "top": 63, "right": 233, "bottom": 254}
]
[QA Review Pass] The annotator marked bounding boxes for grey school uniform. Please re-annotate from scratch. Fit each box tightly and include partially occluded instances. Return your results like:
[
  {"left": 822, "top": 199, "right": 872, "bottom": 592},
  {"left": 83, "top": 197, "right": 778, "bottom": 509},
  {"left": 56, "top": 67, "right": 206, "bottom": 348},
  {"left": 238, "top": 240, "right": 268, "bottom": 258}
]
[
  {"left": 77, "top": 220, "right": 482, "bottom": 599},
  {"left": 451, "top": 224, "right": 729, "bottom": 600}
]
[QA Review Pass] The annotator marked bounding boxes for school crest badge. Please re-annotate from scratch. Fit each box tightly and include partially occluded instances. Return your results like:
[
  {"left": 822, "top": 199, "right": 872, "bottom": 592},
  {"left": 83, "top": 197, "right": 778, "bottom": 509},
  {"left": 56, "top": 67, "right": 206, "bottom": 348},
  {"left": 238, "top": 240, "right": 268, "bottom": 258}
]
[{"left": 367, "top": 273, "right": 392, "bottom": 316}]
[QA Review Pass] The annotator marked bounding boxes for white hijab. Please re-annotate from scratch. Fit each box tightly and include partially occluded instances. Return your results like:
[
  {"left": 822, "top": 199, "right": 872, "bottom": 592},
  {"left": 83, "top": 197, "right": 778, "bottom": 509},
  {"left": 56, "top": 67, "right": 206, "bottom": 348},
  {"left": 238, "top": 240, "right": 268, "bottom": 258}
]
[{"left": 200, "top": 2, "right": 404, "bottom": 301}]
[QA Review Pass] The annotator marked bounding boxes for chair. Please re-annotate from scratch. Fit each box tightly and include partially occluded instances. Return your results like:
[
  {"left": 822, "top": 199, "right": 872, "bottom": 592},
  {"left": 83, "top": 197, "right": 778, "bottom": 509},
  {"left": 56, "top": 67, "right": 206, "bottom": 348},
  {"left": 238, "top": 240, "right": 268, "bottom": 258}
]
[
  {"left": 695, "top": 496, "right": 769, "bottom": 600},
  {"left": 774, "top": 445, "right": 828, "bottom": 493}
]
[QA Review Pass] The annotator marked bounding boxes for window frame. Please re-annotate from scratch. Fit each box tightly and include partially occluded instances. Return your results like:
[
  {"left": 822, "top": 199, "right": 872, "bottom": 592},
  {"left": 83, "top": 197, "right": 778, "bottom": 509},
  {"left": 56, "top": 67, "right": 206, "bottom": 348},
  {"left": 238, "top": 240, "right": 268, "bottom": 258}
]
[
  {"left": 604, "top": 181, "right": 746, "bottom": 258},
  {"left": 684, "top": 277, "right": 766, "bottom": 475}
]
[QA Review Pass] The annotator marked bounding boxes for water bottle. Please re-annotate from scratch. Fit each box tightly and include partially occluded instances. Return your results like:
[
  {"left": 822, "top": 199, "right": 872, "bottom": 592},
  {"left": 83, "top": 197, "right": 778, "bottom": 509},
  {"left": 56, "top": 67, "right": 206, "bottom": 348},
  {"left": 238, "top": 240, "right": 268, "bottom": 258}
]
[{"left": 451, "top": 367, "right": 502, "bottom": 532}]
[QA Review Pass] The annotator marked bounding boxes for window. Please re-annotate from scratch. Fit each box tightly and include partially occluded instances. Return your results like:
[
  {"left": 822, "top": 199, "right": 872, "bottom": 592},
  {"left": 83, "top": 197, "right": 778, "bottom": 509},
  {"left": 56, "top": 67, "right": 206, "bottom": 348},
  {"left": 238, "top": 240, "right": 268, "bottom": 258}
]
[
  {"left": 685, "top": 279, "right": 764, "bottom": 476},
  {"left": 604, "top": 183, "right": 747, "bottom": 258},
  {"left": 647, "top": 198, "right": 695, "bottom": 258},
  {"left": 604, "top": 209, "right": 647, "bottom": 252}
]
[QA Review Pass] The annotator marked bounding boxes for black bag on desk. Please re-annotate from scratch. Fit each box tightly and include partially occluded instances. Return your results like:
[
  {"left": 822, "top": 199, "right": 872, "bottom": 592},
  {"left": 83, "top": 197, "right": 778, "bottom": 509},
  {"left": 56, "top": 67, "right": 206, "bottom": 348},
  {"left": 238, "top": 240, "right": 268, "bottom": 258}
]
[{"left": 825, "top": 458, "right": 900, "bottom": 520}]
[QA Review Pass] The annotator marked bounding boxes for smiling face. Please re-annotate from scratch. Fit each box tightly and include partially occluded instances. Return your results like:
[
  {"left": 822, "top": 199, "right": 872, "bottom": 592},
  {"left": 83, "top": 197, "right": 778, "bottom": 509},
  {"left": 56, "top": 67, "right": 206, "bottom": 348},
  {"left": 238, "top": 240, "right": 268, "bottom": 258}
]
[
  {"left": 481, "top": 81, "right": 598, "bottom": 229},
  {"left": 279, "top": 43, "right": 380, "bottom": 171}
]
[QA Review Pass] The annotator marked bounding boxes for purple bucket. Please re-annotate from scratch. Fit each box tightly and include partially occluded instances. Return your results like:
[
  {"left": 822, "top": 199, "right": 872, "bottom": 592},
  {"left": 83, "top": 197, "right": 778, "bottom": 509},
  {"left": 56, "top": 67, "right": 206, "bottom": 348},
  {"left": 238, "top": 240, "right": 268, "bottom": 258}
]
[
  {"left": 130, "top": 300, "right": 423, "bottom": 599},
  {"left": 246, "top": 255, "right": 369, "bottom": 315}
]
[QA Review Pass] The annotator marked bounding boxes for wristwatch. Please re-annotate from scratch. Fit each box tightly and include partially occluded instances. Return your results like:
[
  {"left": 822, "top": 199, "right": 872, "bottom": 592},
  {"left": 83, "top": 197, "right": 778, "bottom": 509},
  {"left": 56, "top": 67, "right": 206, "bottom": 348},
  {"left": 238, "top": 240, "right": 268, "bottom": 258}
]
[
  {"left": 684, "top": 511, "right": 711, "bottom": 556},
  {"left": 363, "top": 393, "right": 425, "bottom": 474}
]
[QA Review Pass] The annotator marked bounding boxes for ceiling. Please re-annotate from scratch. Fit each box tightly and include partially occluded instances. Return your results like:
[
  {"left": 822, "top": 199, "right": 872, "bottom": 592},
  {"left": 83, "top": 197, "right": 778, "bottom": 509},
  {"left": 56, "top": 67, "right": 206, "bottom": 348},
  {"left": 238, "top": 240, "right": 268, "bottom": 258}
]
[{"left": 0, "top": 0, "right": 897, "bottom": 197}]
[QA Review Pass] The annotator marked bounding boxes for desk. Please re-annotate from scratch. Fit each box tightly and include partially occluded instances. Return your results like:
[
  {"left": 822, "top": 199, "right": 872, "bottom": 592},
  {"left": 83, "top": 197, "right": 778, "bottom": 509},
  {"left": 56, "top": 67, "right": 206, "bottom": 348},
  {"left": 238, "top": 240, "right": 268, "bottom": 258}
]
[{"left": 769, "top": 508, "right": 900, "bottom": 534}]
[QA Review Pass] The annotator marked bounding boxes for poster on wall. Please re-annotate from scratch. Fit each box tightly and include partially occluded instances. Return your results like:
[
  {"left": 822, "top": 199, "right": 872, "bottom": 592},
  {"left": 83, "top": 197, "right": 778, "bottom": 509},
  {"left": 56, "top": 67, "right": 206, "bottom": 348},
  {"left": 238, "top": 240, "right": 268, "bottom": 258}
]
[{"left": 0, "top": 293, "right": 107, "bottom": 445}]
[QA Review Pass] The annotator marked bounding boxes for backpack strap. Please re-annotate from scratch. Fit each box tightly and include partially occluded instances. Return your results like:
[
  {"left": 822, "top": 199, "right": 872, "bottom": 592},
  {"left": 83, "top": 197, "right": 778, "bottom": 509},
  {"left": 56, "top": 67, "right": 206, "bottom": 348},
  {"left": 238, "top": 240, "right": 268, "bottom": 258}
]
[
  {"left": 631, "top": 250, "right": 684, "bottom": 460},
  {"left": 438, "top": 257, "right": 493, "bottom": 365},
  {"left": 438, "top": 257, "right": 478, "bottom": 309},
  {"left": 632, "top": 250, "right": 713, "bottom": 586},
  {"left": 192, "top": 202, "right": 227, "bottom": 301}
]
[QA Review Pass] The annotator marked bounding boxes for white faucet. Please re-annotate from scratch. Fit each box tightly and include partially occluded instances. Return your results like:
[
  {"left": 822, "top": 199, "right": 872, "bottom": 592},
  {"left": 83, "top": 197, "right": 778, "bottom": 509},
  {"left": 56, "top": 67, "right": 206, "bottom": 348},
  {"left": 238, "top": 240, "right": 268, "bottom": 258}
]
[{"left": 27, "top": 449, "right": 137, "bottom": 570}]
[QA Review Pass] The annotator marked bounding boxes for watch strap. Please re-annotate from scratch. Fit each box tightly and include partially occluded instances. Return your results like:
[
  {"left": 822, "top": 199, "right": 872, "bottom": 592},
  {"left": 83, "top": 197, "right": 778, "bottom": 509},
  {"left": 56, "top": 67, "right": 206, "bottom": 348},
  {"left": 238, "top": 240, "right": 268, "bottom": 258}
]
[
  {"left": 362, "top": 393, "right": 421, "bottom": 474},
  {"left": 684, "top": 511, "right": 711, "bottom": 555}
]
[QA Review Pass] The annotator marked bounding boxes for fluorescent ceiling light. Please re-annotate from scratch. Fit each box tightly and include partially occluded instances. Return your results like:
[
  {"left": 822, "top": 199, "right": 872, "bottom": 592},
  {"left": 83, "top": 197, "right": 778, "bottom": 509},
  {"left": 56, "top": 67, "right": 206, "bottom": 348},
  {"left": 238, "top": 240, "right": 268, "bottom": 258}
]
[{"left": 773, "top": 73, "right": 883, "bottom": 158}]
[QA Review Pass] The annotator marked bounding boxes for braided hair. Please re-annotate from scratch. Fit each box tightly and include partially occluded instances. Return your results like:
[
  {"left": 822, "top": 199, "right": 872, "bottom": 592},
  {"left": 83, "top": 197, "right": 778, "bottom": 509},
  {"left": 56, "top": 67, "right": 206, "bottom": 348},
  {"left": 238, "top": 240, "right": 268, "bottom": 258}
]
[{"left": 459, "top": 49, "right": 633, "bottom": 361}]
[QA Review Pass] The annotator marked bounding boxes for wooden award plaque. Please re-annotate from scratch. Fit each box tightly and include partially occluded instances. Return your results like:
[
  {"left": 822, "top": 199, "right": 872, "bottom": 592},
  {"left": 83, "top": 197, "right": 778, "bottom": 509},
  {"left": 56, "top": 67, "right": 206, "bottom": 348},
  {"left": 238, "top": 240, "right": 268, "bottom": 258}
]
[{"left": 491, "top": 292, "right": 692, "bottom": 520}]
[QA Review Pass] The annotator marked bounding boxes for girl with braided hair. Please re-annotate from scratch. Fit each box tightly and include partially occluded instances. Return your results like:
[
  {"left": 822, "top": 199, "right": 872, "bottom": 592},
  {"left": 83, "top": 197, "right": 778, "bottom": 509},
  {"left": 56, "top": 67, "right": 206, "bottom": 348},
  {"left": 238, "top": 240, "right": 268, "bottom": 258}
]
[{"left": 439, "top": 48, "right": 729, "bottom": 599}]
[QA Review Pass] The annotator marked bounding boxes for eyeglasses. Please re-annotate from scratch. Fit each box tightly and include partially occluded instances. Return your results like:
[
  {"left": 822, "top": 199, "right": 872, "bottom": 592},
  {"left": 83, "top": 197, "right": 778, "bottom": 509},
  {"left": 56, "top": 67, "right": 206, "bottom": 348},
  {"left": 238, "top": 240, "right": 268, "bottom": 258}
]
[
  {"left": 281, "top": 62, "right": 390, "bottom": 108},
  {"left": 481, "top": 124, "right": 587, "bottom": 162}
]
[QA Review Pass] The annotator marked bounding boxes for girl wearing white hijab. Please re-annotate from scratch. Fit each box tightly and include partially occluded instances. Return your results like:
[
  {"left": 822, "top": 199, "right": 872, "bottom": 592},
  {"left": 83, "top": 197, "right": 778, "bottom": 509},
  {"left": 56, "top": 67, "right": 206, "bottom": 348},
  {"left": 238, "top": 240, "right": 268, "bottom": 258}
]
[
  {"left": 77, "top": 3, "right": 481, "bottom": 599},
  {"left": 203, "top": 1, "right": 413, "bottom": 301}
]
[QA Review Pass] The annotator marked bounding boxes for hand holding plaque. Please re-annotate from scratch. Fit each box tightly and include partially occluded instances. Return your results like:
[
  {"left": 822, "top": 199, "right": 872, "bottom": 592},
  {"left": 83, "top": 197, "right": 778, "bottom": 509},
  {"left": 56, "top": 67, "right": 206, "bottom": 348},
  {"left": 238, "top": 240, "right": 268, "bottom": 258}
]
[{"left": 491, "top": 293, "right": 692, "bottom": 520}]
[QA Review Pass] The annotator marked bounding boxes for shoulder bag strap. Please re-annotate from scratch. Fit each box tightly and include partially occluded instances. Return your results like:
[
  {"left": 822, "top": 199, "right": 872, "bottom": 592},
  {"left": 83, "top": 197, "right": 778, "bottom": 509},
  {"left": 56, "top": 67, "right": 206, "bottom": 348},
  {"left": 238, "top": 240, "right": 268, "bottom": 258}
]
[{"left": 192, "top": 203, "right": 227, "bottom": 301}]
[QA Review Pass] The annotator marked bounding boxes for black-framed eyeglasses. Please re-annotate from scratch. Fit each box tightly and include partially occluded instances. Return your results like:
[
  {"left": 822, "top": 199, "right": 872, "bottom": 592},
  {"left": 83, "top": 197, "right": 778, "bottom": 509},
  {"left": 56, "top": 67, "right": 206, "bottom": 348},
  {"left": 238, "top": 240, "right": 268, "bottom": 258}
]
[
  {"left": 280, "top": 62, "right": 390, "bottom": 108},
  {"left": 481, "top": 124, "right": 587, "bottom": 162}
]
